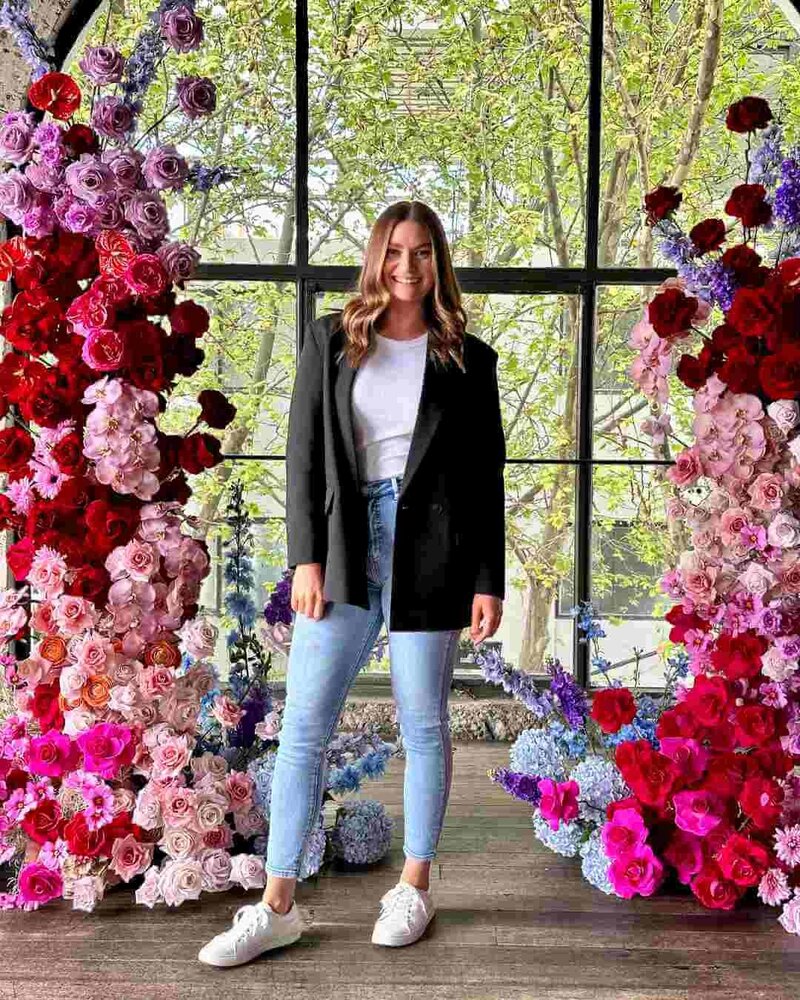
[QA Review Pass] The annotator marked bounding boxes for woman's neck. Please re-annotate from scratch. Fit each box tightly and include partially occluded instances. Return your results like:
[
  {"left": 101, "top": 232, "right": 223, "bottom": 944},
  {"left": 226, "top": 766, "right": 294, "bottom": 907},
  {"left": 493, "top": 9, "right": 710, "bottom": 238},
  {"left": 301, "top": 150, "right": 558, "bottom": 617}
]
[{"left": 375, "top": 306, "right": 429, "bottom": 341}]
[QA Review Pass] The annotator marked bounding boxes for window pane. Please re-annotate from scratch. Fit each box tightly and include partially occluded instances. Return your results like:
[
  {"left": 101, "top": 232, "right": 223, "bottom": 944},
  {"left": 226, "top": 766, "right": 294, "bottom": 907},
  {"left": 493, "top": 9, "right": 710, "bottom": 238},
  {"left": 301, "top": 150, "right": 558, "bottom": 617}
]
[
  {"left": 600, "top": 0, "right": 800, "bottom": 267},
  {"left": 589, "top": 464, "right": 682, "bottom": 687},
  {"left": 309, "top": 1, "right": 589, "bottom": 267},
  {"left": 70, "top": 0, "right": 296, "bottom": 264},
  {"left": 317, "top": 291, "right": 581, "bottom": 459},
  {"left": 593, "top": 285, "right": 693, "bottom": 461}
]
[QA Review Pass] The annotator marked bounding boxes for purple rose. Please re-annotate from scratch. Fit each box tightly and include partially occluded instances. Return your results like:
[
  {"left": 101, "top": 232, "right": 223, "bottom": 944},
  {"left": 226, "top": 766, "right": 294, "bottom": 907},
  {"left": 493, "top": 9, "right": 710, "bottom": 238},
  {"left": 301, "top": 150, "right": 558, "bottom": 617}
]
[
  {"left": 79, "top": 45, "right": 126, "bottom": 85},
  {"left": 160, "top": 5, "right": 204, "bottom": 53},
  {"left": 95, "top": 194, "right": 125, "bottom": 230},
  {"left": 101, "top": 148, "right": 144, "bottom": 190},
  {"left": 65, "top": 153, "right": 115, "bottom": 205},
  {"left": 22, "top": 204, "right": 57, "bottom": 238},
  {"left": 91, "top": 96, "right": 137, "bottom": 141},
  {"left": 175, "top": 76, "right": 216, "bottom": 120},
  {"left": 124, "top": 190, "right": 169, "bottom": 241},
  {"left": 26, "top": 160, "right": 64, "bottom": 194},
  {"left": 0, "top": 170, "right": 35, "bottom": 224},
  {"left": 0, "top": 116, "right": 34, "bottom": 165},
  {"left": 157, "top": 241, "right": 200, "bottom": 282},
  {"left": 143, "top": 144, "right": 188, "bottom": 191},
  {"left": 63, "top": 199, "right": 99, "bottom": 235}
]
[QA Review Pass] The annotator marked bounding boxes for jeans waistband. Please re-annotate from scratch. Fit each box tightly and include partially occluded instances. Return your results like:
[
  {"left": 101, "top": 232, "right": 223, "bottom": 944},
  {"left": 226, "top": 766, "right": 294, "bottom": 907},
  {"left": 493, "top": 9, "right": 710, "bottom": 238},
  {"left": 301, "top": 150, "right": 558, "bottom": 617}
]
[{"left": 359, "top": 474, "right": 404, "bottom": 499}]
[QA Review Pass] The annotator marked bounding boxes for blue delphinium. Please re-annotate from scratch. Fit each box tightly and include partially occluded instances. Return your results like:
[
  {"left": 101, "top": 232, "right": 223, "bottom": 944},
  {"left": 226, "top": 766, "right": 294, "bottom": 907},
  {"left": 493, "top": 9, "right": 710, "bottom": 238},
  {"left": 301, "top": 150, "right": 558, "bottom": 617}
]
[
  {"left": 532, "top": 813, "right": 582, "bottom": 857},
  {"left": 603, "top": 693, "right": 660, "bottom": 750},
  {"left": 330, "top": 799, "right": 394, "bottom": 865},
  {"left": 570, "top": 756, "right": 629, "bottom": 824},
  {"left": 509, "top": 726, "right": 569, "bottom": 781},
  {"left": 579, "top": 830, "right": 615, "bottom": 895}
]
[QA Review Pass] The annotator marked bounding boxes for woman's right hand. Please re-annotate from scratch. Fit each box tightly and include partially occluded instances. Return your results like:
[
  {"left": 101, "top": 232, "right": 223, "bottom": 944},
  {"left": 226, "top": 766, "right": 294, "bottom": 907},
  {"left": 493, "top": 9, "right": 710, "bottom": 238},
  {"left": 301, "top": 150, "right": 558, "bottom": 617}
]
[{"left": 291, "top": 563, "right": 326, "bottom": 620}]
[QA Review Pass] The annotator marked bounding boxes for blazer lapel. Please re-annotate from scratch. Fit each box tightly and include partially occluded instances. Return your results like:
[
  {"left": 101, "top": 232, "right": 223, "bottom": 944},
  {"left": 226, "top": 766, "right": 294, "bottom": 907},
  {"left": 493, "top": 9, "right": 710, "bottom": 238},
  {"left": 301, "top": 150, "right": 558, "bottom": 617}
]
[{"left": 333, "top": 333, "right": 458, "bottom": 502}]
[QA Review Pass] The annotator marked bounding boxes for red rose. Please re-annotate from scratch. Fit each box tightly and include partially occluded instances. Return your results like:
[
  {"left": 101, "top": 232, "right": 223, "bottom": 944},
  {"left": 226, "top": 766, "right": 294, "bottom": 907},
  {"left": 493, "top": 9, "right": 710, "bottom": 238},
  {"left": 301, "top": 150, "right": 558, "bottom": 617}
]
[
  {"left": 710, "top": 631, "right": 767, "bottom": 681},
  {"left": 721, "top": 244, "right": 762, "bottom": 279},
  {"left": 689, "top": 218, "right": 726, "bottom": 255},
  {"left": 0, "top": 426, "right": 34, "bottom": 472},
  {"left": 648, "top": 287, "right": 698, "bottom": 338},
  {"left": 759, "top": 345, "right": 800, "bottom": 401},
  {"left": 733, "top": 704, "right": 777, "bottom": 749},
  {"left": 703, "top": 752, "right": 750, "bottom": 799},
  {"left": 169, "top": 331, "right": 204, "bottom": 378},
  {"left": 690, "top": 862, "right": 742, "bottom": 910},
  {"left": 644, "top": 186, "right": 682, "bottom": 225},
  {"left": 30, "top": 681, "right": 64, "bottom": 732},
  {"left": 664, "top": 605, "right": 711, "bottom": 644},
  {"left": 676, "top": 352, "right": 708, "bottom": 390},
  {"left": 6, "top": 536, "right": 35, "bottom": 581},
  {"left": 169, "top": 300, "right": 209, "bottom": 336},
  {"left": 718, "top": 344, "right": 761, "bottom": 394},
  {"left": 725, "top": 96, "right": 773, "bottom": 133},
  {"left": 614, "top": 740, "right": 680, "bottom": 809},
  {"left": 777, "top": 257, "right": 800, "bottom": 289},
  {"left": 0, "top": 236, "right": 32, "bottom": 282},
  {"left": 739, "top": 776, "right": 784, "bottom": 830},
  {"left": 27, "top": 72, "right": 82, "bottom": 120},
  {"left": 605, "top": 796, "right": 646, "bottom": 821},
  {"left": 683, "top": 675, "right": 732, "bottom": 728},
  {"left": 656, "top": 702, "right": 701, "bottom": 740},
  {"left": 51, "top": 431, "right": 87, "bottom": 476},
  {"left": 65, "top": 564, "right": 110, "bottom": 603},
  {"left": 20, "top": 799, "right": 62, "bottom": 844},
  {"left": 590, "top": 688, "right": 637, "bottom": 734},
  {"left": 4, "top": 287, "right": 66, "bottom": 356},
  {"left": 197, "top": 389, "right": 237, "bottom": 430},
  {"left": 84, "top": 500, "right": 139, "bottom": 554},
  {"left": 724, "top": 184, "right": 772, "bottom": 229},
  {"left": 710, "top": 322, "right": 741, "bottom": 352},
  {"left": 178, "top": 433, "right": 223, "bottom": 474},
  {"left": 62, "top": 812, "right": 106, "bottom": 858},
  {"left": 62, "top": 123, "right": 98, "bottom": 155},
  {"left": 717, "top": 833, "right": 771, "bottom": 887},
  {"left": 124, "top": 254, "right": 168, "bottom": 298},
  {"left": 727, "top": 283, "right": 783, "bottom": 339}
]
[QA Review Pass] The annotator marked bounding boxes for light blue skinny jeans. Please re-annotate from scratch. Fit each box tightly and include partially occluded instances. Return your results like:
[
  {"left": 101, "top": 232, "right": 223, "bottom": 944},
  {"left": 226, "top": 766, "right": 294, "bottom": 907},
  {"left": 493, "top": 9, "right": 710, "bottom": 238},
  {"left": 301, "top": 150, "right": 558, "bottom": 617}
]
[{"left": 265, "top": 473, "right": 461, "bottom": 877}]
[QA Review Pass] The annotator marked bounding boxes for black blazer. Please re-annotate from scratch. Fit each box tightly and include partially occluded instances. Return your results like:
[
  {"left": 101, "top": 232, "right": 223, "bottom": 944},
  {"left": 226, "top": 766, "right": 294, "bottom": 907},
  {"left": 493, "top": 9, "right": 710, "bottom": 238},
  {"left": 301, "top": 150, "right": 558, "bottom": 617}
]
[{"left": 285, "top": 310, "right": 506, "bottom": 631}]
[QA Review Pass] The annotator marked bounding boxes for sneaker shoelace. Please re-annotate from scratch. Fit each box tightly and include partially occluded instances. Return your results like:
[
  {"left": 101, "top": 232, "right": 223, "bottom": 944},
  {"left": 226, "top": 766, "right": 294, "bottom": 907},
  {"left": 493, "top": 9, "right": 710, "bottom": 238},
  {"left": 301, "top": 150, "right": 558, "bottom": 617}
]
[
  {"left": 378, "top": 884, "right": 422, "bottom": 926},
  {"left": 225, "top": 903, "right": 273, "bottom": 941}
]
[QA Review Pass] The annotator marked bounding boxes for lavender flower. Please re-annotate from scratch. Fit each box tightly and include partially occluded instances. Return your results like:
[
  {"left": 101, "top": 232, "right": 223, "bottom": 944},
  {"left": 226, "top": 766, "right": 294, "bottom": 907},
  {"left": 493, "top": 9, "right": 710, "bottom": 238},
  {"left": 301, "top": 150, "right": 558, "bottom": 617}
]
[
  {"left": 91, "top": 96, "right": 138, "bottom": 142},
  {"left": 157, "top": 240, "right": 200, "bottom": 282},
  {"left": 79, "top": 45, "right": 125, "bottom": 85},
  {"left": 124, "top": 190, "right": 170, "bottom": 241},
  {"left": 21, "top": 203, "right": 55, "bottom": 237},
  {"left": 143, "top": 144, "right": 188, "bottom": 191},
  {"left": 101, "top": 147, "right": 145, "bottom": 190},
  {"left": 475, "top": 646, "right": 555, "bottom": 719},
  {"left": 0, "top": 169, "right": 34, "bottom": 224},
  {"left": 160, "top": 4, "right": 204, "bottom": 53},
  {"left": 774, "top": 156, "right": 800, "bottom": 230},
  {"left": 297, "top": 818, "right": 326, "bottom": 881},
  {"left": 699, "top": 259, "right": 737, "bottom": 312},
  {"left": 175, "top": 76, "right": 217, "bottom": 119},
  {"left": 33, "top": 122, "right": 62, "bottom": 148},
  {"left": 0, "top": 0, "right": 54, "bottom": 80},
  {"left": 547, "top": 660, "right": 588, "bottom": 729},
  {"left": 330, "top": 799, "right": 393, "bottom": 865}
]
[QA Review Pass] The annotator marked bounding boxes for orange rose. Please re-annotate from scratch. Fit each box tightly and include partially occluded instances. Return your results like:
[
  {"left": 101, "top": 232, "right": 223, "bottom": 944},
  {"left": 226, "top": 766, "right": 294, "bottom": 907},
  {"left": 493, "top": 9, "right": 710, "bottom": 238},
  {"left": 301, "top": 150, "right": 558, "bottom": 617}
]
[
  {"left": 38, "top": 635, "right": 68, "bottom": 665},
  {"left": 82, "top": 674, "right": 111, "bottom": 709},
  {"left": 143, "top": 639, "right": 181, "bottom": 669}
]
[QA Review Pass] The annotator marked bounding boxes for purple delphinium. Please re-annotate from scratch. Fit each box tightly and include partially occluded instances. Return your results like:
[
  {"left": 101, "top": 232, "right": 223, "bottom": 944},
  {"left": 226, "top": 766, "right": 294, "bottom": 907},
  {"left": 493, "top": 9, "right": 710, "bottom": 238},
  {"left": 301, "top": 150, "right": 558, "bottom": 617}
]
[
  {"left": 487, "top": 767, "right": 543, "bottom": 806},
  {"left": 0, "top": 0, "right": 54, "bottom": 79},
  {"left": 122, "top": 23, "right": 164, "bottom": 105},
  {"left": 698, "top": 259, "right": 737, "bottom": 312},
  {"left": 751, "top": 123, "right": 785, "bottom": 190},
  {"left": 774, "top": 155, "right": 800, "bottom": 230},
  {"left": 187, "top": 163, "right": 235, "bottom": 192},
  {"left": 264, "top": 571, "right": 293, "bottom": 627},
  {"left": 475, "top": 646, "right": 555, "bottom": 719},
  {"left": 547, "top": 659, "right": 588, "bottom": 729}
]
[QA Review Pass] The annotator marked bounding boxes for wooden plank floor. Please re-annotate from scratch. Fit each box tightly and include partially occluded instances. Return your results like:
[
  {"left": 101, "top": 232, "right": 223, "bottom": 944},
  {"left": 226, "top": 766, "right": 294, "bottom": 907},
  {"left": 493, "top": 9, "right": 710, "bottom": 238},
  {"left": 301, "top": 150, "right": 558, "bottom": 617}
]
[{"left": 2, "top": 741, "right": 799, "bottom": 1000}]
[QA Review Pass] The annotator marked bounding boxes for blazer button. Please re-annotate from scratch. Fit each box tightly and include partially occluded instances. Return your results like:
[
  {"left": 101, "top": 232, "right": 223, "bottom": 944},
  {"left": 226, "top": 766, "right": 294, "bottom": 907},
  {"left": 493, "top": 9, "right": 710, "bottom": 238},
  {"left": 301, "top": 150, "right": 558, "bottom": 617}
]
[
  {"left": 432, "top": 502, "right": 442, "bottom": 512},
  {"left": 400, "top": 503, "right": 408, "bottom": 510}
]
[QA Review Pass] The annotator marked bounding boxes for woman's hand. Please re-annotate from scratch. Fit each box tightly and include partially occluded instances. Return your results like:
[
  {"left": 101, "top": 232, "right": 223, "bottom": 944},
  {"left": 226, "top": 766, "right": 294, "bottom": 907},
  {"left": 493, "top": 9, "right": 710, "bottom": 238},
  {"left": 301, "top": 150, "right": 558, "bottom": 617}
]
[
  {"left": 469, "top": 594, "right": 503, "bottom": 644},
  {"left": 291, "top": 563, "right": 326, "bottom": 620}
]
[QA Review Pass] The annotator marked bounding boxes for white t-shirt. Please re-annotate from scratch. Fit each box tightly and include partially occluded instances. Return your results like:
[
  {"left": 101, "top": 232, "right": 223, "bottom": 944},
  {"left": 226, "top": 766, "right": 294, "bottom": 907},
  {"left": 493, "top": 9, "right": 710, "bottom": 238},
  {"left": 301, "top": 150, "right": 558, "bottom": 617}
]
[{"left": 351, "top": 329, "right": 429, "bottom": 483}]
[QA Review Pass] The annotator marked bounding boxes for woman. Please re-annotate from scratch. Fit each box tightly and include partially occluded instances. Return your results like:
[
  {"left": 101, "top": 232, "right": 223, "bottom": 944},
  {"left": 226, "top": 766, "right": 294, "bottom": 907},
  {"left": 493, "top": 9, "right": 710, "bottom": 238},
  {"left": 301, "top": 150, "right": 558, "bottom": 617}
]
[{"left": 199, "top": 201, "right": 506, "bottom": 966}]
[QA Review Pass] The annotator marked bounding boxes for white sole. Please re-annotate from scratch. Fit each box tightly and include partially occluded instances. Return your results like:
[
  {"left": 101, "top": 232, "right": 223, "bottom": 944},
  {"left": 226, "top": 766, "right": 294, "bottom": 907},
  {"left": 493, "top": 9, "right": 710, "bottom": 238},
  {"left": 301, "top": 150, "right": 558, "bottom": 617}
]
[{"left": 198, "top": 927, "right": 303, "bottom": 967}]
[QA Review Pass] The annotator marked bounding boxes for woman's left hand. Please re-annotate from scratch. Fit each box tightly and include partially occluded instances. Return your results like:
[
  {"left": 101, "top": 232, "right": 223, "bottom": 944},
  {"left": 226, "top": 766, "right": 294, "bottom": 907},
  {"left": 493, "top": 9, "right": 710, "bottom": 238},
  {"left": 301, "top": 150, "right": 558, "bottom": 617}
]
[{"left": 469, "top": 594, "right": 503, "bottom": 644}]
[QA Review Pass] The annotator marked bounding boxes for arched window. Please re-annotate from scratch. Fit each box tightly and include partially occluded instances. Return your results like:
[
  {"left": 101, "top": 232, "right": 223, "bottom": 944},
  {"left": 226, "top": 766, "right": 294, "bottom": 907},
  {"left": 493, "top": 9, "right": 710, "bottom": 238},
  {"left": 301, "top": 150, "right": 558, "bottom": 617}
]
[{"left": 43, "top": 0, "right": 800, "bottom": 688}]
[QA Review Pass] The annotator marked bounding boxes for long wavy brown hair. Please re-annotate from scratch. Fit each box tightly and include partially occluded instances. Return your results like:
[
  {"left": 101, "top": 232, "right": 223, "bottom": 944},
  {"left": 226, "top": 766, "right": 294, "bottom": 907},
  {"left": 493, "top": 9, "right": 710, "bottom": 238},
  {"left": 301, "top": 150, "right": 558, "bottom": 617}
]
[{"left": 336, "top": 201, "right": 467, "bottom": 372}]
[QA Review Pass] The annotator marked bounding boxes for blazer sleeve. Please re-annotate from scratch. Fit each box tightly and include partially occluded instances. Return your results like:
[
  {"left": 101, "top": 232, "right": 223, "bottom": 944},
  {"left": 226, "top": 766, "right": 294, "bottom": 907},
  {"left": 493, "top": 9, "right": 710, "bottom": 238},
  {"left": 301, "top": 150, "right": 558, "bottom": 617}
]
[
  {"left": 473, "top": 348, "right": 506, "bottom": 599},
  {"left": 286, "top": 319, "right": 327, "bottom": 569}
]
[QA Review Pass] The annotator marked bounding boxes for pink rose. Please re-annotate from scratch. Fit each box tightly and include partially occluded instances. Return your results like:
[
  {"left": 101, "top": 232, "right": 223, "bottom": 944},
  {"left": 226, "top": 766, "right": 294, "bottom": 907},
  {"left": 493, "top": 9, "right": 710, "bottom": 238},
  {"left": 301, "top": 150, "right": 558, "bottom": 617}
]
[
  {"left": 608, "top": 845, "right": 664, "bottom": 899},
  {"left": 748, "top": 472, "right": 784, "bottom": 511},
  {"left": 77, "top": 722, "right": 136, "bottom": 779},
  {"left": 600, "top": 807, "right": 648, "bottom": 860},
  {"left": 663, "top": 829, "right": 704, "bottom": 884},
  {"left": 673, "top": 789, "right": 726, "bottom": 837},
  {"left": 230, "top": 853, "right": 266, "bottom": 890},
  {"left": 211, "top": 694, "right": 244, "bottom": 729},
  {"left": 658, "top": 738, "right": 709, "bottom": 783},
  {"left": 161, "top": 786, "right": 198, "bottom": 827},
  {"left": 225, "top": 772, "right": 254, "bottom": 813},
  {"left": 81, "top": 327, "right": 126, "bottom": 371},
  {"left": 17, "top": 861, "right": 63, "bottom": 906},
  {"left": 158, "top": 858, "right": 204, "bottom": 906},
  {"left": 110, "top": 834, "right": 154, "bottom": 881},
  {"left": 199, "top": 849, "right": 232, "bottom": 892},
  {"left": 667, "top": 446, "right": 703, "bottom": 487},
  {"left": 537, "top": 778, "right": 580, "bottom": 831},
  {"left": 28, "top": 730, "right": 80, "bottom": 778},
  {"left": 134, "top": 866, "right": 162, "bottom": 907}
]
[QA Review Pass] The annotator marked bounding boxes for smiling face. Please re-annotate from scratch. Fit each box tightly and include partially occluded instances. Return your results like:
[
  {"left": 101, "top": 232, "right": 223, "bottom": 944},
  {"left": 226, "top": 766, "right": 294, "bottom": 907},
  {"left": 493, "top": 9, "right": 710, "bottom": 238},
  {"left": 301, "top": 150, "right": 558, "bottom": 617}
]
[{"left": 382, "top": 219, "right": 436, "bottom": 304}]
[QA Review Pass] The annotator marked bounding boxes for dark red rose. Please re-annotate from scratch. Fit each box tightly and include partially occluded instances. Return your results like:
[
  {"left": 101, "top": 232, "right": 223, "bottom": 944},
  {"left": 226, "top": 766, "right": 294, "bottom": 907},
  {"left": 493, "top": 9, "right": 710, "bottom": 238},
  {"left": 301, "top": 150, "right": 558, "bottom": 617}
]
[
  {"left": 30, "top": 681, "right": 64, "bottom": 732},
  {"left": 721, "top": 244, "right": 762, "bottom": 278},
  {"left": 727, "top": 283, "right": 784, "bottom": 338},
  {"left": 84, "top": 499, "right": 139, "bottom": 555},
  {"left": 178, "top": 433, "right": 223, "bottom": 474},
  {"left": 27, "top": 72, "right": 82, "bottom": 120},
  {"left": 689, "top": 218, "right": 726, "bottom": 255},
  {"left": 590, "top": 688, "right": 637, "bottom": 734},
  {"left": 710, "top": 631, "right": 768, "bottom": 681},
  {"left": 690, "top": 862, "right": 743, "bottom": 910},
  {"left": 648, "top": 287, "right": 698, "bottom": 338},
  {"left": 664, "top": 605, "right": 711, "bottom": 644},
  {"left": 51, "top": 431, "right": 87, "bottom": 476},
  {"left": 739, "top": 776, "right": 784, "bottom": 830},
  {"left": 65, "top": 564, "right": 110, "bottom": 604},
  {"left": 62, "top": 812, "right": 106, "bottom": 858},
  {"left": 683, "top": 675, "right": 732, "bottom": 728},
  {"left": 614, "top": 740, "right": 680, "bottom": 809},
  {"left": 197, "top": 389, "right": 236, "bottom": 429},
  {"left": 4, "top": 287, "right": 66, "bottom": 356},
  {"left": 724, "top": 184, "right": 772, "bottom": 229},
  {"left": 676, "top": 352, "right": 708, "bottom": 389},
  {"left": 710, "top": 322, "right": 740, "bottom": 352},
  {"left": 644, "top": 186, "right": 682, "bottom": 225},
  {"left": 718, "top": 344, "right": 761, "bottom": 394},
  {"left": 750, "top": 744, "right": 794, "bottom": 781},
  {"left": 152, "top": 469, "right": 192, "bottom": 505},
  {"left": 733, "top": 704, "right": 777, "bottom": 749},
  {"left": 0, "top": 427, "right": 34, "bottom": 472},
  {"left": 759, "top": 345, "right": 800, "bottom": 400},
  {"left": 725, "top": 96, "right": 773, "bottom": 133},
  {"left": 20, "top": 799, "right": 62, "bottom": 844},
  {"left": 717, "top": 833, "right": 770, "bottom": 887},
  {"left": 63, "top": 123, "right": 98, "bottom": 155},
  {"left": 168, "top": 332, "right": 204, "bottom": 378},
  {"left": 124, "top": 254, "right": 168, "bottom": 298},
  {"left": 169, "top": 300, "right": 209, "bottom": 336}
]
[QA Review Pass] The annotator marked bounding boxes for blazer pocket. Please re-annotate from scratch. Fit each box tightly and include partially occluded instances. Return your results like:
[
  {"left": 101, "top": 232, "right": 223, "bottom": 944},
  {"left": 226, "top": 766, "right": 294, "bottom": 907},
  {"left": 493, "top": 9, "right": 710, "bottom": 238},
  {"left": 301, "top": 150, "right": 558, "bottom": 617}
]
[{"left": 324, "top": 485, "right": 335, "bottom": 514}]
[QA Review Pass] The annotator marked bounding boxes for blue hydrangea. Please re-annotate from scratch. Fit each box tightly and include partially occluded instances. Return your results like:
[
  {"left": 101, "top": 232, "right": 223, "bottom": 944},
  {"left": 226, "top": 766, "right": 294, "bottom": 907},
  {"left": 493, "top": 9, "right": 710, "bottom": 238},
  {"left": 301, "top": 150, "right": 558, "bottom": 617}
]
[
  {"left": 509, "top": 726, "right": 568, "bottom": 781},
  {"left": 330, "top": 799, "right": 394, "bottom": 865},
  {"left": 248, "top": 751, "right": 278, "bottom": 815},
  {"left": 532, "top": 813, "right": 583, "bottom": 857},
  {"left": 569, "top": 756, "right": 629, "bottom": 825},
  {"left": 579, "top": 830, "right": 615, "bottom": 895},
  {"left": 547, "top": 720, "right": 588, "bottom": 760},
  {"left": 298, "top": 817, "right": 327, "bottom": 881}
]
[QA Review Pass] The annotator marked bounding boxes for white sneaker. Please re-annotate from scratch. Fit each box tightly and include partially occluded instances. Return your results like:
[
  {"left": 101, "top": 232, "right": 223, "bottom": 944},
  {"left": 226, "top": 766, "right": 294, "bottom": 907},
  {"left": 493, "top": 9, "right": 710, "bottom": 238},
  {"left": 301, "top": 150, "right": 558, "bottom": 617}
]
[
  {"left": 198, "top": 900, "right": 305, "bottom": 967},
  {"left": 371, "top": 881, "right": 436, "bottom": 947}
]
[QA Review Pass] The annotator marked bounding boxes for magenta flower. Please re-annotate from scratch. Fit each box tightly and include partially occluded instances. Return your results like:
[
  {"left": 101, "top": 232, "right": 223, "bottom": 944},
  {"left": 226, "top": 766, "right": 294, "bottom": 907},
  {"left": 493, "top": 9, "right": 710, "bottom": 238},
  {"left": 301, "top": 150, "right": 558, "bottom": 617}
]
[
  {"left": 537, "top": 778, "right": 580, "bottom": 831},
  {"left": 673, "top": 789, "right": 726, "bottom": 837},
  {"left": 600, "top": 807, "right": 649, "bottom": 860},
  {"left": 17, "top": 862, "right": 63, "bottom": 907},
  {"left": 608, "top": 845, "right": 665, "bottom": 899},
  {"left": 27, "top": 731, "right": 80, "bottom": 778},
  {"left": 76, "top": 722, "right": 136, "bottom": 779}
]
